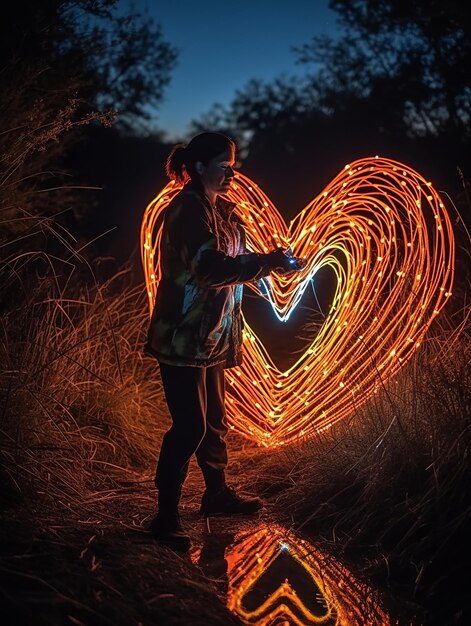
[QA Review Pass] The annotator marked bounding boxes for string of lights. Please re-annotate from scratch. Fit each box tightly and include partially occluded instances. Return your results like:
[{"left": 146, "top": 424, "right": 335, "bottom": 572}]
[{"left": 141, "top": 156, "right": 454, "bottom": 447}]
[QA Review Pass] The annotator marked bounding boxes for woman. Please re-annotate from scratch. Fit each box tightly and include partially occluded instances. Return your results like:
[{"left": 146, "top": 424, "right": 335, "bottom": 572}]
[{"left": 145, "top": 132, "right": 303, "bottom": 550}]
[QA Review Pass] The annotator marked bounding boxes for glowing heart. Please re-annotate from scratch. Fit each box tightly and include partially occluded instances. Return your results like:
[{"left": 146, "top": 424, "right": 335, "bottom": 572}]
[
  {"left": 141, "top": 157, "right": 454, "bottom": 447},
  {"left": 217, "top": 522, "right": 391, "bottom": 625}
]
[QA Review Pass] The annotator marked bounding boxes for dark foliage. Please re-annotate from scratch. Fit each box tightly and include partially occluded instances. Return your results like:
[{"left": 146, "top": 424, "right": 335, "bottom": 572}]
[
  {"left": 0, "top": 0, "right": 178, "bottom": 274},
  {"left": 191, "top": 0, "right": 471, "bottom": 221},
  {"left": 1, "top": 1, "right": 178, "bottom": 130}
]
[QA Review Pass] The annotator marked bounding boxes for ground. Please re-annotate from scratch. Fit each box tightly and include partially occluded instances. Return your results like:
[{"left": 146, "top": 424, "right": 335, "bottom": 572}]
[{"left": 0, "top": 441, "right": 399, "bottom": 626}]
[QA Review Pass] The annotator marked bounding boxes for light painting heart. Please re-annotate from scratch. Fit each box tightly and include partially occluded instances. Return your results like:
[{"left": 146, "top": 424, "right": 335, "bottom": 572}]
[
  {"left": 141, "top": 157, "right": 454, "bottom": 447},
  {"left": 207, "top": 523, "right": 391, "bottom": 625}
]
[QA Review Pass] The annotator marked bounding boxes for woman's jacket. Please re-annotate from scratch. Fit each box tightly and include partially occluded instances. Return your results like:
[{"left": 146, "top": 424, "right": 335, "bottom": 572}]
[{"left": 145, "top": 180, "right": 274, "bottom": 368}]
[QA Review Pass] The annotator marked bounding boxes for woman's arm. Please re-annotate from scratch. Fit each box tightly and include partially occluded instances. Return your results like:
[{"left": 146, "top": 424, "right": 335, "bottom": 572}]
[{"left": 168, "top": 193, "right": 291, "bottom": 288}]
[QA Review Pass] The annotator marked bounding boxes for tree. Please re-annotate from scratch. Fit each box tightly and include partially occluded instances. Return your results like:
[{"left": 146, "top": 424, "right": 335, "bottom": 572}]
[
  {"left": 1, "top": 1, "right": 178, "bottom": 130},
  {"left": 189, "top": 77, "right": 312, "bottom": 158},
  {"left": 190, "top": 0, "right": 471, "bottom": 200},
  {"left": 0, "top": 0, "right": 178, "bottom": 245},
  {"left": 296, "top": 0, "right": 471, "bottom": 142}
]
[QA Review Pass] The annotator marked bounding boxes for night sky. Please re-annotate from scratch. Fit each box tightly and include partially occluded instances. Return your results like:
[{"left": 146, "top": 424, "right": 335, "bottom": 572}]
[{"left": 118, "top": 0, "right": 341, "bottom": 139}]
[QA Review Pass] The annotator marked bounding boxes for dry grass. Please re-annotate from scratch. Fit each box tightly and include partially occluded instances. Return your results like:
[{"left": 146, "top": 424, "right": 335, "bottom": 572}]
[
  {"left": 1, "top": 198, "right": 470, "bottom": 625},
  {"left": 1, "top": 266, "right": 166, "bottom": 506},
  {"left": 244, "top": 308, "right": 471, "bottom": 626},
  {"left": 0, "top": 252, "right": 246, "bottom": 625},
  {"left": 1, "top": 256, "right": 470, "bottom": 624},
  {"left": 0, "top": 56, "right": 247, "bottom": 626}
]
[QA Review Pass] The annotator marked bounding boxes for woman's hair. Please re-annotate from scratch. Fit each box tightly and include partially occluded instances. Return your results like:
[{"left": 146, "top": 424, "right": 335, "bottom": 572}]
[{"left": 165, "top": 132, "right": 236, "bottom": 183}]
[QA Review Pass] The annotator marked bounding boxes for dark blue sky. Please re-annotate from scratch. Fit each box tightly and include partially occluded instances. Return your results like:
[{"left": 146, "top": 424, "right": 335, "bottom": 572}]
[{"left": 118, "top": 1, "right": 341, "bottom": 139}]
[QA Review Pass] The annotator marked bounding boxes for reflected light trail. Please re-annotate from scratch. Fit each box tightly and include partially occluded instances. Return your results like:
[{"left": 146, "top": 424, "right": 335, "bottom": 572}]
[
  {"left": 141, "top": 157, "right": 454, "bottom": 447},
  {"left": 191, "top": 522, "right": 393, "bottom": 625}
]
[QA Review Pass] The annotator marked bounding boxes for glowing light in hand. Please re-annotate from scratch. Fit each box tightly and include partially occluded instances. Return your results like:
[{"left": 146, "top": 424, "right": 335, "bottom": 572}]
[{"left": 141, "top": 157, "right": 454, "bottom": 447}]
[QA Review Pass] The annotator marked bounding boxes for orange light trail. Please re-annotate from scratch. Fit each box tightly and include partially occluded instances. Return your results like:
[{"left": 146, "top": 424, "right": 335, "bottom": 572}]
[
  {"left": 141, "top": 157, "right": 454, "bottom": 447},
  {"left": 191, "top": 522, "right": 392, "bottom": 625}
]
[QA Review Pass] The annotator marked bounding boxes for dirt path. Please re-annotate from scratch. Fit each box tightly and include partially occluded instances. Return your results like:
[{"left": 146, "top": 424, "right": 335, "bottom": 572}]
[
  {"left": 1, "top": 479, "right": 245, "bottom": 626},
  {"left": 1, "top": 463, "right": 395, "bottom": 626}
]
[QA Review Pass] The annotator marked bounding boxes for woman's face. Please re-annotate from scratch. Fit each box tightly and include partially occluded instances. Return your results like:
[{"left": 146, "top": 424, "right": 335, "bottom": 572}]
[{"left": 198, "top": 147, "right": 236, "bottom": 199}]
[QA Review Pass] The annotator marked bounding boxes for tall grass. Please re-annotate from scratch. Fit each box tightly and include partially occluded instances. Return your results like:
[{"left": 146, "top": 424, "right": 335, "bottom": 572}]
[
  {"left": 1, "top": 86, "right": 470, "bottom": 621},
  {"left": 0, "top": 78, "right": 157, "bottom": 512},
  {"left": 245, "top": 303, "right": 470, "bottom": 624},
  {"left": 0, "top": 256, "right": 167, "bottom": 510},
  {"left": 3, "top": 234, "right": 468, "bottom": 625}
]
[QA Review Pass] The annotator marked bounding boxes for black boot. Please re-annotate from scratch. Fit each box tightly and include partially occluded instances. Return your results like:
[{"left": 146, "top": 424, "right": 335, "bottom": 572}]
[
  {"left": 200, "top": 486, "right": 263, "bottom": 517},
  {"left": 149, "top": 512, "right": 191, "bottom": 551},
  {"left": 149, "top": 489, "right": 191, "bottom": 551}
]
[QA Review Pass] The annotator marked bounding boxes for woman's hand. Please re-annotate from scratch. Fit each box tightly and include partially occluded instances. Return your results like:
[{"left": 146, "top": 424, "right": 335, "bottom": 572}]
[{"left": 266, "top": 247, "right": 306, "bottom": 273}]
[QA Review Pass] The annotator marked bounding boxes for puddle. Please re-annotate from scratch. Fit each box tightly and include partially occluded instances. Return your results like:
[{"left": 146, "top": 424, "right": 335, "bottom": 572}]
[{"left": 191, "top": 522, "right": 392, "bottom": 625}]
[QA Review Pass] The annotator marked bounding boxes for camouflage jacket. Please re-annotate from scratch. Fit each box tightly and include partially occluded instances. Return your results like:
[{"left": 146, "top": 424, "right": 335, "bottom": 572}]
[{"left": 145, "top": 181, "right": 273, "bottom": 368}]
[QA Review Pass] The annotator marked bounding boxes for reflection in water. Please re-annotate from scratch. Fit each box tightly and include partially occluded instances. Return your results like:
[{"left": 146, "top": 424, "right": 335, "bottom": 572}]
[{"left": 192, "top": 523, "right": 392, "bottom": 626}]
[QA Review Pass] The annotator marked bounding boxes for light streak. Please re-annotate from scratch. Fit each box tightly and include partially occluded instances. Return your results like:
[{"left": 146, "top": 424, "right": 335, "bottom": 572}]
[
  {"left": 141, "top": 157, "right": 454, "bottom": 447},
  {"left": 191, "top": 522, "right": 392, "bottom": 625}
]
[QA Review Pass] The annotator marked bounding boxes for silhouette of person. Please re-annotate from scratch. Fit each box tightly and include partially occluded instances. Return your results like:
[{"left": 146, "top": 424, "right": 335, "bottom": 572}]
[
  {"left": 197, "top": 529, "right": 235, "bottom": 597},
  {"left": 145, "top": 132, "right": 304, "bottom": 550}
]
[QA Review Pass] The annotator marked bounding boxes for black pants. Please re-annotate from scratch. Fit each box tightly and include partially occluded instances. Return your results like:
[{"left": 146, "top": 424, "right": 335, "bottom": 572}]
[{"left": 155, "top": 362, "right": 228, "bottom": 494}]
